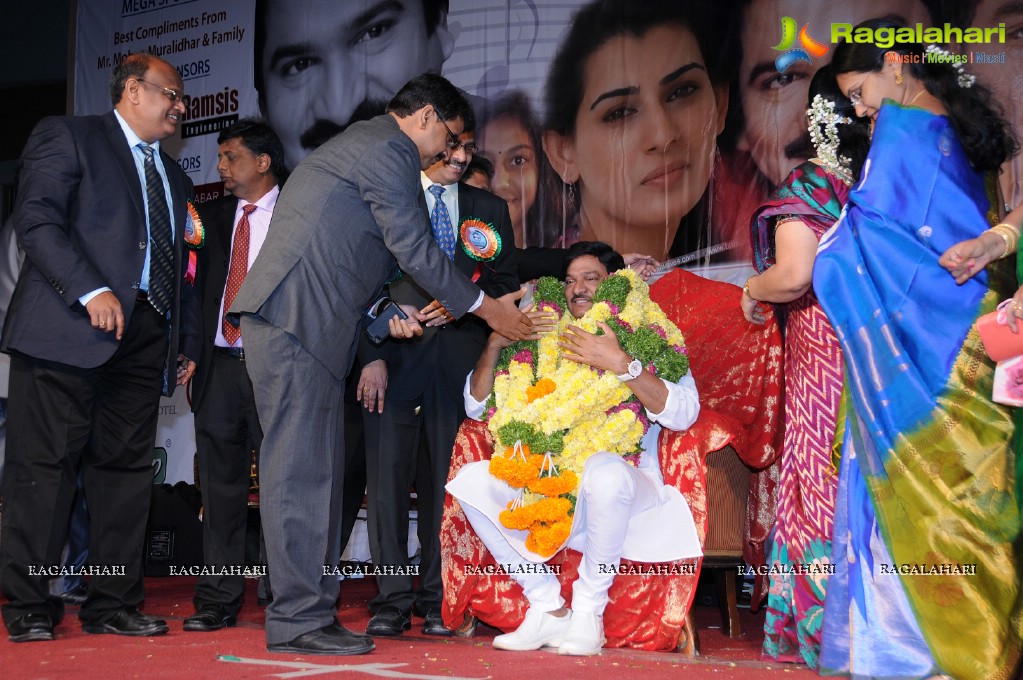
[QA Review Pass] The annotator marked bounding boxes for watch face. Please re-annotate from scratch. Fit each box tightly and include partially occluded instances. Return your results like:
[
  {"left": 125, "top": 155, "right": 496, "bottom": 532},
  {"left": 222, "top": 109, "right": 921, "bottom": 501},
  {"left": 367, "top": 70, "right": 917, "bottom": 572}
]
[{"left": 628, "top": 359, "right": 642, "bottom": 378}]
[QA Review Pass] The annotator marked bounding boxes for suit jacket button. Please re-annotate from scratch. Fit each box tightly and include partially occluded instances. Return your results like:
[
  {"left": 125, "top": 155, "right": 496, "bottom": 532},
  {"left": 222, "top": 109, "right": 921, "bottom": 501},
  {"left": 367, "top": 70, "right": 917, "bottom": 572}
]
[
  {"left": 139, "top": 241, "right": 147, "bottom": 250},
  {"left": 131, "top": 282, "right": 140, "bottom": 290}
]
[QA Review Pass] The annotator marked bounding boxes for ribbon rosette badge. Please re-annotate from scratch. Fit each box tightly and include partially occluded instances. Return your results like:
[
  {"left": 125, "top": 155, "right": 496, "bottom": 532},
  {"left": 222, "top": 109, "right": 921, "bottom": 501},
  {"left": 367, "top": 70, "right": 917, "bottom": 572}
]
[
  {"left": 459, "top": 217, "right": 501, "bottom": 261},
  {"left": 772, "top": 16, "right": 828, "bottom": 73}
]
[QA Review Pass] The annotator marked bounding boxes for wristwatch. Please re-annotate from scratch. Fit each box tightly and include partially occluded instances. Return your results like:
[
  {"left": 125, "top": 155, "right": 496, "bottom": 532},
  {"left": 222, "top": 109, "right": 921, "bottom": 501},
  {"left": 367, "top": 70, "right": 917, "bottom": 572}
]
[{"left": 616, "top": 358, "right": 643, "bottom": 382}]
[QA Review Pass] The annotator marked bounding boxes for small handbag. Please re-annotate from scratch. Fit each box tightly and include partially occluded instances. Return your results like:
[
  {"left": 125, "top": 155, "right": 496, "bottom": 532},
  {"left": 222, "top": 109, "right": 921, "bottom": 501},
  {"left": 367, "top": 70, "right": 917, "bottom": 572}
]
[{"left": 976, "top": 299, "right": 1023, "bottom": 362}]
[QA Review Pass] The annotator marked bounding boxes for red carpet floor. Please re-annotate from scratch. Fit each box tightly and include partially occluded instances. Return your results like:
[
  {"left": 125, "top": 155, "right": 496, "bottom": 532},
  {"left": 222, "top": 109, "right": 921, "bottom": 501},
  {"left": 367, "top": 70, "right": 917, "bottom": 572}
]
[{"left": 1, "top": 577, "right": 818, "bottom": 679}]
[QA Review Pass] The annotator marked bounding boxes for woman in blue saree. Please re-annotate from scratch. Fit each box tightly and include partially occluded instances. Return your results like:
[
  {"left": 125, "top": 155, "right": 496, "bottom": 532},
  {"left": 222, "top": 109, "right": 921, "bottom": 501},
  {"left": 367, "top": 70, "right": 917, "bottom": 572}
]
[{"left": 814, "top": 17, "right": 1023, "bottom": 680}]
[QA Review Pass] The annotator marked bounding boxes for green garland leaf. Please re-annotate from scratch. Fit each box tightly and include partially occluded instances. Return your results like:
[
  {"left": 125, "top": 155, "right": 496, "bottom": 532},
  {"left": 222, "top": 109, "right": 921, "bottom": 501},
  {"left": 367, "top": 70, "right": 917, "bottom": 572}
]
[
  {"left": 497, "top": 420, "right": 565, "bottom": 454},
  {"left": 592, "top": 273, "right": 631, "bottom": 309},
  {"left": 534, "top": 276, "right": 567, "bottom": 308}
]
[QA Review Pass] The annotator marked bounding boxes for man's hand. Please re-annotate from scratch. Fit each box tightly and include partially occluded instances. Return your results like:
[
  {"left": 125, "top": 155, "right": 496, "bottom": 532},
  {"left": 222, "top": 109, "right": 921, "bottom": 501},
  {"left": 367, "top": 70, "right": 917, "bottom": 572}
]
[
  {"left": 388, "top": 303, "right": 424, "bottom": 339},
  {"left": 357, "top": 359, "right": 388, "bottom": 413},
  {"left": 486, "top": 304, "right": 559, "bottom": 351},
  {"left": 176, "top": 355, "right": 196, "bottom": 386},
  {"left": 558, "top": 321, "right": 630, "bottom": 373},
  {"left": 623, "top": 253, "right": 660, "bottom": 281},
  {"left": 421, "top": 299, "right": 455, "bottom": 328},
  {"left": 86, "top": 291, "right": 125, "bottom": 339},
  {"left": 476, "top": 289, "right": 530, "bottom": 340}
]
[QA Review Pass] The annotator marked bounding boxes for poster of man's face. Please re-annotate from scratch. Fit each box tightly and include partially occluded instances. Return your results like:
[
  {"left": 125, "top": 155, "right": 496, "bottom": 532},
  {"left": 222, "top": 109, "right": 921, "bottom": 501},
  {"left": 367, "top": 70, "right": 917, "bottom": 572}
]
[
  {"left": 255, "top": 0, "right": 454, "bottom": 170},
  {"left": 737, "top": 0, "right": 930, "bottom": 187}
]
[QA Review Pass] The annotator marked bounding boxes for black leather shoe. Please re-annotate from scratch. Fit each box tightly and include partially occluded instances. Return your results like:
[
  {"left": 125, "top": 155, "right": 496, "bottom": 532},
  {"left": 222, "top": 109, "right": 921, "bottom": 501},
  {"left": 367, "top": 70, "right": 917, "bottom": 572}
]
[
  {"left": 267, "top": 622, "right": 375, "bottom": 655},
  {"left": 8, "top": 613, "right": 54, "bottom": 642},
  {"left": 59, "top": 584, "right": 89, "bottom": 607},
  {"left": 421, "top": 609, "right": 452, "bottom": 636},
  {"left": 366, "top": 606, "right": 412, "bottom": 636},
  {"left": 183, "top": 605, "right": 237, "bottom": 632},
  {"left": 82, "top": 608, "right": 169, "bottom": 636}
]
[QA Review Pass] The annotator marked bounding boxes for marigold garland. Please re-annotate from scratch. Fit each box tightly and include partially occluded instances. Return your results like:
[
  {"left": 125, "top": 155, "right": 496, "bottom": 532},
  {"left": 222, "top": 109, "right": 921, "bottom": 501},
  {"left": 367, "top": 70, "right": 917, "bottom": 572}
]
[{"left": 484, "top": 267, "right": 689, "bottom": 557}]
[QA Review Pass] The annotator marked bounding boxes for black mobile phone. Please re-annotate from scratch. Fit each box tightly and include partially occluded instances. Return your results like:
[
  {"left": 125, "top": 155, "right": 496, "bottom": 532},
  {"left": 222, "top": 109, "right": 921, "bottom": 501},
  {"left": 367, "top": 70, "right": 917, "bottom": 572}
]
[{"left": 365, "top": 297, "right": 408, "bottom": 343}]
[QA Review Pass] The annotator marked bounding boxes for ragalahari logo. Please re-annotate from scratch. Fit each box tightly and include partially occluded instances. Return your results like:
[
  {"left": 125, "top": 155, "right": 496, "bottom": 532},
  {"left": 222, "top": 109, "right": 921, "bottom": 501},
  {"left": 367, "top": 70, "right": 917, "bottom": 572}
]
[{"left": 773, "top": 16, "right": 829, "bottom": 72}]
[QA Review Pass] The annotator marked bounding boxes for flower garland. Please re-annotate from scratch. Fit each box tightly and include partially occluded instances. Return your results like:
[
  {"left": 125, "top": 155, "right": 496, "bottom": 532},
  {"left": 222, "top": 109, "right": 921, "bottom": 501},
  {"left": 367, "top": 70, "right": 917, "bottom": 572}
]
[
  {"left": 807, "top": 94, "right": 854, "bottom": 186},
  {"left": 485, "top": 267, "right": 689, "bottom": 556},
  {"left": 924, "top": 44, "right": 975, "bottom": 88}
]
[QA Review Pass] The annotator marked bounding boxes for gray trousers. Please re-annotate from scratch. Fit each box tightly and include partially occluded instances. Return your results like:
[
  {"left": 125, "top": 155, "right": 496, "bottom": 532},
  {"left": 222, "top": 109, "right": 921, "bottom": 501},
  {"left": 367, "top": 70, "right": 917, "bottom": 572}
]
[{"left": 241, "top": 315, "right": 348, "bottom": 644}]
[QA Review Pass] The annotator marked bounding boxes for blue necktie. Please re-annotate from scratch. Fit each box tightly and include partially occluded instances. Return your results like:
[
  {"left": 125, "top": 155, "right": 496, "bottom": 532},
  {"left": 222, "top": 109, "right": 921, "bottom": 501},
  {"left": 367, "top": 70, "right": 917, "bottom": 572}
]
[
  {"left": 140, "top": 144, "right": 174, "bottom": 315},
  {"left": 428, "top": 184, "right": 456, "bottom": 260}
]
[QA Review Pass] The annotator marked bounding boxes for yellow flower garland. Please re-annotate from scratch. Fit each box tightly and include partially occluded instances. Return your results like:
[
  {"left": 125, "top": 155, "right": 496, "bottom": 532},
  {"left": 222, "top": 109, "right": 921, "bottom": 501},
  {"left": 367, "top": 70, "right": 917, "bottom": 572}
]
[{"left": 486, "top": 268, "right": 687, "bottom": 557}]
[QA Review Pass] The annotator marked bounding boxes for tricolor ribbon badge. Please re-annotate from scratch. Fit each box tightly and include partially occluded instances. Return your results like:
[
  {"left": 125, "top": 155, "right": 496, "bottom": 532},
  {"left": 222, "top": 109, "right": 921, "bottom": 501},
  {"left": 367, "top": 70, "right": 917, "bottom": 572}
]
[
  {"left": 459, "top": 217, "right": 501, "bottom": 262},
  {"left": 772, "top": 16, "right": 828, "bottom": 73}
]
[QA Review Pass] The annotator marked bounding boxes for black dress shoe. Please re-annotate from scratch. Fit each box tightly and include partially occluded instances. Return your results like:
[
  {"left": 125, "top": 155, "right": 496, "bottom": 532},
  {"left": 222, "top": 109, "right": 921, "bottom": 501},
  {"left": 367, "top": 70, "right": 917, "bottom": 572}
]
[
  {"left": 366, "top": 606, "right": 412, "bottom": 636},
  {"left": 82, "top": 608, "right": 169, "bottom": 636},
  {"left": 421, "top": 609, "right": 452, "bottom": 636},
  {"left": 59, "top": 584, "right": 89, "bottom": 607},
  {"left": 267, "top": 622, "right": 375, "bottom": 655},
  {"left": 8, "top": 613, "right": 54, "bottom": 642},
  {"left": 183, "top": 605, "right": 237, "bottom": 632}
]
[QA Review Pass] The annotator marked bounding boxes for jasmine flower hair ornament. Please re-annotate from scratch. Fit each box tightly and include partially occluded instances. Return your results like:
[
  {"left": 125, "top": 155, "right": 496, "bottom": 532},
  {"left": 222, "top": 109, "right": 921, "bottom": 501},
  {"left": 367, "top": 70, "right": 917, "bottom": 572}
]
[{"left": 807, "top": 94, "right": 853, "bottom": 185}]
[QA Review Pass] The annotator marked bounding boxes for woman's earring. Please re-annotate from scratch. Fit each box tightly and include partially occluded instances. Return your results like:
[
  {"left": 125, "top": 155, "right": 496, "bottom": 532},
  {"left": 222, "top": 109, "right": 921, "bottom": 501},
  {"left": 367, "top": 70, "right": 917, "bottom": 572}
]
[{"left": 895, "top": 71, "right": 903, "bottom": 85}]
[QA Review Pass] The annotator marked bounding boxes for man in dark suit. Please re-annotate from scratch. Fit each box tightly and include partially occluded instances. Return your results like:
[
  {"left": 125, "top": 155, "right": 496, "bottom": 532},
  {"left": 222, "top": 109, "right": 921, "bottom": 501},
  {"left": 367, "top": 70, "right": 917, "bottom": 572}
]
[
  {"left": 0, "top": 53, "right": 199, "bottom": 642},
  {"left": 182, "top": 120, "right": 285, "bottom": 633},
  {"left": 231, "top": 73, "right": 530, "bottom": 656},
  {"left": 358, "top": 114, "right": 518, "bottom": 637}
]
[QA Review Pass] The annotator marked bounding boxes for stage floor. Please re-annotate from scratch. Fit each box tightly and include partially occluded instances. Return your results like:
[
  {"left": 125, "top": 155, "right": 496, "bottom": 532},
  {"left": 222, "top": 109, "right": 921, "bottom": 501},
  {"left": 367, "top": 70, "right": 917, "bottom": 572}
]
[{"left": 1, "top": 576, "right": 818, "bottom": 679}]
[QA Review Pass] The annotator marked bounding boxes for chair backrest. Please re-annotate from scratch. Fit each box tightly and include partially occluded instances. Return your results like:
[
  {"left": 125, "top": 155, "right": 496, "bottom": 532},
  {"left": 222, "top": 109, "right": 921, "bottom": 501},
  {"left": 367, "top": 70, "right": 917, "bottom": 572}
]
[{"left": 702, "top": 445, "right": 751, "bottom": 560}]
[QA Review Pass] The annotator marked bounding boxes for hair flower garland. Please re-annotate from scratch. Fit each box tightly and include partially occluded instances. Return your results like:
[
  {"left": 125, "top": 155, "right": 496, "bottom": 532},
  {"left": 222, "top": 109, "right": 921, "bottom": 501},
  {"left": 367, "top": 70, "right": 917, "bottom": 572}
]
[
  {"left": 807, "top": 94, "right": 853, "bottom": 186},
  {"left": 924, "top": 44, "right": 975, "bottom": 88},
  {"left": 486, "top": 267, "right": 689, "bottom": 557}
]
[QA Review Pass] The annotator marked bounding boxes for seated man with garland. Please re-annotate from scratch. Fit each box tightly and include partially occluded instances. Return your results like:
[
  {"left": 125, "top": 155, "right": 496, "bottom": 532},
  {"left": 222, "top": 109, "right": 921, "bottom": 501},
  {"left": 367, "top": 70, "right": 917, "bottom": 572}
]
[{"left": 445, "top": 241, "right": 702, "bottom": 656}]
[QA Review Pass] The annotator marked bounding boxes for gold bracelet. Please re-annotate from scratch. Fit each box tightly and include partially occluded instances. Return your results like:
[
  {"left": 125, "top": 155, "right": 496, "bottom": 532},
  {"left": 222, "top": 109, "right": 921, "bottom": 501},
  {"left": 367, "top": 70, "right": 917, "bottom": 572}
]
[
  {"left": 743, "top": 277, "right": 755, "bottom": 300},
  {"left": 987, "top": 226, "right": 1014, "bottom": 260},
  {"left": 993, "top": 222, "right": 1021, "bottom": 241}
]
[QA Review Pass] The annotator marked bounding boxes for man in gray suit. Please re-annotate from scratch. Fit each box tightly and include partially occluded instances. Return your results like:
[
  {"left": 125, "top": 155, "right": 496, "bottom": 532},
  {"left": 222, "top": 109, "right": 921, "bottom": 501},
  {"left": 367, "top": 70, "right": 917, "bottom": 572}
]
[{"left": 231, "top": 73, "right": 530, "bottom": 655}]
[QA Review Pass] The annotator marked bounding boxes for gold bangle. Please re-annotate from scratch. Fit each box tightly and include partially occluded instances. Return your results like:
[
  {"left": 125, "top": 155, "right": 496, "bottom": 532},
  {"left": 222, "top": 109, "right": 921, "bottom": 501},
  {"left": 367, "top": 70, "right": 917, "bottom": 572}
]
[
  {"left": 993, "top": 222, "right": 1021, "bottom": 241},
  {"left": 743, "top": 277, "right": 755, "bottom": 300},
  {"left": 987, "top": 227, "right": 1014, "bottom": 260}
]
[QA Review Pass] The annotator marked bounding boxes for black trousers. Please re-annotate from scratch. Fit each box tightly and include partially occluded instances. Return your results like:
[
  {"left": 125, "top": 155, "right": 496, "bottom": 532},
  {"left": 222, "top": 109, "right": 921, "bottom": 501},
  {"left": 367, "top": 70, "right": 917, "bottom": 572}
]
[
  {"left": 363, "top": 376, "right": 464, "bottom": 614},
  {"left": 0, "top": 302, "right": 166, "bottom": 628},
  {"left": 192, "top": 350, "right": 262, "bottom": 614}
]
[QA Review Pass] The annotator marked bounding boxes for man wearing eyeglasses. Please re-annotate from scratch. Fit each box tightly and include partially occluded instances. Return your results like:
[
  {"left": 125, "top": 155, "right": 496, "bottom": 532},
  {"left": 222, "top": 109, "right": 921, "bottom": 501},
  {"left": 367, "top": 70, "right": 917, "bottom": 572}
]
[
  {"left": 357, "top": 108, "right": 518, "bottom": 637},
  {"left": 230, "top": 73, "right": 531, "bottom": 655},
  {"left": 0, "top": 53, "right": 199, "bottom": 642}
]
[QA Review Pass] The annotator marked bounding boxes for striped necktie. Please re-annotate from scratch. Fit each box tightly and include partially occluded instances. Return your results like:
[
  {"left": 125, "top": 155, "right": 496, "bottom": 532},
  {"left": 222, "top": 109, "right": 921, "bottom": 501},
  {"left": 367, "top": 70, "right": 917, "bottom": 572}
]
[
  {"left": 222, "top": 204, "right": 257, "bottom": 345},
  {"left": 140, "top": 144, "right": 174, "bottom": 315}
]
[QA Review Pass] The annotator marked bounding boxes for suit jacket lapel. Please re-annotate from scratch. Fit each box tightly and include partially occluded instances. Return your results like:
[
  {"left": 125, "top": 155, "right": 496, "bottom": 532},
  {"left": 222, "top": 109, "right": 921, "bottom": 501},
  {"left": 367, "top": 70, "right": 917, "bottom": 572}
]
[
  {"left": 454, "top": 185, "right": 475, "bottom": 276},
  {"left": 102, "top": 112, "right": 146, "bottom": 222},
  {"left": 216, "top": 199, "right": 237, "bottom": 259}
]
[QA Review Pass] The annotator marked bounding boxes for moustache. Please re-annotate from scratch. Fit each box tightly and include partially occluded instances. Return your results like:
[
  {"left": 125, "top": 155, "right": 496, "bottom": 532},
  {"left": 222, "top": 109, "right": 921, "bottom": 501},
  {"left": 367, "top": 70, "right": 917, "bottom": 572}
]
[
  {"left": 298, "top": 99, "right": 389, "bottom": 150},
  {"left": 784, "top": 132, "right": 815, "bottom": 161}
]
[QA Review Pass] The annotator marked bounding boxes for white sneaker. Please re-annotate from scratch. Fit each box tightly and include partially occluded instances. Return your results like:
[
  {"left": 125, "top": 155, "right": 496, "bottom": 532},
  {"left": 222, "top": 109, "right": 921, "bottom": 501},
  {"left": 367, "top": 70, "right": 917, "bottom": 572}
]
[
  {"left": 492, "top": 607, "right": 571, "bottom": 651},
  {"left": 557, "top": 610, "right": 604, "bottom": 656}
]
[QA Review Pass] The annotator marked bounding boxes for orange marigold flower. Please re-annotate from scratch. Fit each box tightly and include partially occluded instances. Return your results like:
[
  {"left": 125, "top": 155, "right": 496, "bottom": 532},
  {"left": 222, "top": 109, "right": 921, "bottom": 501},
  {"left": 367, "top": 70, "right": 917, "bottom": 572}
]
[
  {"left": 526, "top": 520, "right": 573, "bottom": 557},
  {"left": 525, "top": 378, "right": 557, "bottom": 403},
  {"left": 527, "top": 470, "right": 579, "bottom": 497},
  {"left": 489, "top": 455, "right": 539, "bottom": 488}
]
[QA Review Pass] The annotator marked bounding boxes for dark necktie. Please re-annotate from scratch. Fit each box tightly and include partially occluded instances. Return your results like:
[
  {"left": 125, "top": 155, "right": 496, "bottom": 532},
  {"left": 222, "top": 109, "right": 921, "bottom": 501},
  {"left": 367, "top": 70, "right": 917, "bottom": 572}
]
[
  {"left": 140, "top": 144, "right": 174, "bottom": 315},
  {"left": 428, "top": 184, "right": 456, "bottom": 260},
  {"left": 222, "top": 204, "right": 257, "bottom": 345}
]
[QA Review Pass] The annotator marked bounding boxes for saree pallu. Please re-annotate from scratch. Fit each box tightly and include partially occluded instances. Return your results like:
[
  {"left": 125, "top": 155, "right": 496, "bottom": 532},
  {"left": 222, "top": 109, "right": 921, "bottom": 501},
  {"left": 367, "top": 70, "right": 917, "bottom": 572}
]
[
  {"left": 813, "top": 103, "right": 1022, "bottom": 679},
  {"left": 753, "top": 163, "right": 847, "bottom": 668}
]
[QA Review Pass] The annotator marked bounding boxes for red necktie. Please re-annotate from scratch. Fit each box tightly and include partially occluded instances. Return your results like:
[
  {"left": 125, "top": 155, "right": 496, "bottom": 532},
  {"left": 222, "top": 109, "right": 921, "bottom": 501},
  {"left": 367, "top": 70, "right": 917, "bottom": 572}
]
[{"left": 222, "top": 203, "right": 257, "bottom": 345}]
